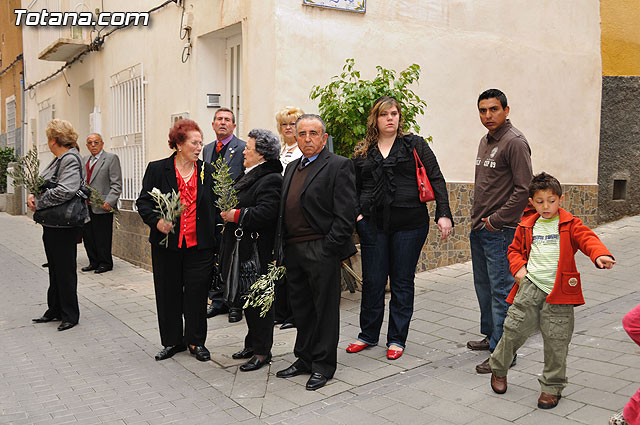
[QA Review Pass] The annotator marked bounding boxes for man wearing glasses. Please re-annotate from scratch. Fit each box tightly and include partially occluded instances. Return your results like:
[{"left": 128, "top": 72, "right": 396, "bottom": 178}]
[{"left": 81, "top": 133, "right": 122, "bottom": 274}]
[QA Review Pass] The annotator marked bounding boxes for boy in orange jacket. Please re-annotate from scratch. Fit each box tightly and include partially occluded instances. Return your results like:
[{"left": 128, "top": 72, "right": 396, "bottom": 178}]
[{"left": 488, "top": 172, "right": 615, "bottom": 409}]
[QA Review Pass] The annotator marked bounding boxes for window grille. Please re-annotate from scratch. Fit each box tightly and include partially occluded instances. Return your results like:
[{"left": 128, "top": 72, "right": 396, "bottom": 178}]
[
  {"left": 110, "top": 63, "right": 146, "bottom": 210},
  {"left": 5, "top": 96, "right": 16, "bottom": 149}
]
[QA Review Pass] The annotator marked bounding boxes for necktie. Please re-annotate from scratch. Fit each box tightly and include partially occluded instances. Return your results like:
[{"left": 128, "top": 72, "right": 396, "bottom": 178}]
[
  {"left": 216, "top": 141, "right": 223, "bottom": 153},
  {"left": 90, "top": 156, "right": 97, "bottom": 167},
  {"left": 298, "top": 157, "right": 310, "bottom": 170}
]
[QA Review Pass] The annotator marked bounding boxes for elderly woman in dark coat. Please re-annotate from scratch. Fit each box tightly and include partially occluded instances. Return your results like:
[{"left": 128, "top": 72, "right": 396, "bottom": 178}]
[
  {"left": 136, "top": 119, "right": 218, "bottom": 363},
  {"left": 219, "top": 129, "right": 283, "bottom": 371}
]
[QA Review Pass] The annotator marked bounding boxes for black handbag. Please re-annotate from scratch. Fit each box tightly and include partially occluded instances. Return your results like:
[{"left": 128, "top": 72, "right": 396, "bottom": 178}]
[
  {"left": 223, "top": 210, "right": 261, "bottom": 308},
  {"left": 33, "top": 153, "right": 91, "bottom": 228}
]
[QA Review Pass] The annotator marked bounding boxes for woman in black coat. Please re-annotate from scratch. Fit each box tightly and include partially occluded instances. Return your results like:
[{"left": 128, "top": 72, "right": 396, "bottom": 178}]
[
  {"left": 136, "top": 119, "right": 218, "bottom": 363},
  {"left": 219, "top": 129, "right": 283, "bottom": 372}
]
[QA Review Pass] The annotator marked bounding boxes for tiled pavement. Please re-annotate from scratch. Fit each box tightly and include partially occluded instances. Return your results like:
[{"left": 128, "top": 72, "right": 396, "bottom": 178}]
[{"left": 1, "top": 212, "right": 639, "bottom": 424}]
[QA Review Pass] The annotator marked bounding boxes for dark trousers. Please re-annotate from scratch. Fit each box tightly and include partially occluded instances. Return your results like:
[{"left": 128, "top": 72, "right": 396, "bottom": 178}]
[
  {"left": 243, "top": 305, "right": 274, "bottom": 355},
  {"left": 151, "top": 244, "right": 214, "bottom": 347},
  {"left": 42, "top": 226, "right": 81, "bottom": 324},
  {"left": 274, "top": 276, "right": 294, "bottom": 323},
  {"left": 82, "top": 210, "right": 114, "bottom": 268},
  {"left": 356, "top": 218, "right": 428, "bottom": 349},
  {"left": 285, "top": 238, "right": 341, "bottom": 379}
]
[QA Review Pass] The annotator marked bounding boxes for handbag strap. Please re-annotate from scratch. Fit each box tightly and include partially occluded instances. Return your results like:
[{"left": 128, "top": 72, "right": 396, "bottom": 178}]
[
  {"left": 51, "top": 152, "right": 86, "bottom": 185},
  {"left": 413, "top": 148, "right": 424, "bottom": 170},
  {"left": 234, "top": 208, "right": 259, "bottom": 242}
]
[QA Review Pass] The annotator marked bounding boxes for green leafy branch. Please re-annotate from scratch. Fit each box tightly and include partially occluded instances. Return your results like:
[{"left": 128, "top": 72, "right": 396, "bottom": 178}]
[
  {"left": 86, "top": 184, "right": 121, "bottom": 229},
  {"left": 243, "top": 264, "right": 286, "bottom": 317},
  {"left": 212, "top": 156, "right": 238, "bottom": 212},
  {"left": 8, "top": 146, "right": 44, "bottom": 195}
]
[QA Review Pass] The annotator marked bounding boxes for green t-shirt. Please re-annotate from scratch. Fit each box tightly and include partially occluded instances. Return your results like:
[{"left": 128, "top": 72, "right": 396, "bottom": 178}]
[{"left": 526, "top": 215, "right": 560, "bottom": 294}]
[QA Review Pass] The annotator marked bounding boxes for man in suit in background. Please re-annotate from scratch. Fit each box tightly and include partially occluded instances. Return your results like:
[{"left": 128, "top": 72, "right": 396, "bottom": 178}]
[
  {"left": 81, "top": 133, "right": 122, "bottom": 274},
  {"left": 274, "top": 114, "right": 357, "bottom": 391},
  {"left": 202, "top": 108, "right": 246, "bottom": 180},
  {"left": 203, "top": 108, "right": 246, "bottom": 322}
]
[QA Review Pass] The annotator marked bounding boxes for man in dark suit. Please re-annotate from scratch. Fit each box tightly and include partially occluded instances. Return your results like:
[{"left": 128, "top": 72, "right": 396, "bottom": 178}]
[
  {"left": 202, "top": 108, "right": 246, "bottom": 180},
  {"left": 274, "top": 114, "right": 357, "bottom": 391},
  {"left": 203, "top": 108, "right": 247, "bottom": 322},
  {"left": 81, "top": 133, "right": 122, "bottom": 274}
]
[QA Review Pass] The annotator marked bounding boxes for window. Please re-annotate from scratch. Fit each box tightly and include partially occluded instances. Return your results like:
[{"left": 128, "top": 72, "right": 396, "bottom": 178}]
[
  {"left": 110, "top": 64, "right": 146, "bottom": 210},
  {"left": 37, "top": 99, "right": 54, "bottom": 153},
  {"left": 613, "top": 179, "right": 627, "bottom": 201},
  {"left": 5, "top": 96, "right": 16, "bottom": 149}
]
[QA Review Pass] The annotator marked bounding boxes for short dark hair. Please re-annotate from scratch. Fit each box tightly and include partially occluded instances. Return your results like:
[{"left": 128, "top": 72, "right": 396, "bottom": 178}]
[
  {"left": 295, "top": 114, "right": 326, "bottom": 134},
  {"left": 478, "top": 89, "right": 508, "bottom": 109},
  {"left": 213, "top": 107, "right": 236, "bottom": 124},
  {"left": 529, "top": 172, "right": 562, "bottom": 198},
  {"left": 247, "top": 128, "right": 280, "bottom": 161}
]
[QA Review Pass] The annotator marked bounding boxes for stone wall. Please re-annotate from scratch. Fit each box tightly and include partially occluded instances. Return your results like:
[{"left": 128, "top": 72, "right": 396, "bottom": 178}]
[
  {"left": 111, "top": 182, "right": 598, "bottom": 274},
  {"left": 415, "top": 182, "right": 598, "bottom": 272},
  {"left": 598, "top": 76, "right": 640, "bottom": 223},
  {"left": 113, "top": 210, "right": 152, "bottom": 271}
]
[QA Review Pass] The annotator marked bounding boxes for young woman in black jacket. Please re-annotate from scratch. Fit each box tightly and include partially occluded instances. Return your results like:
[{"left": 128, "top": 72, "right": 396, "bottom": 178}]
[{"left": 346, "top": 97, "right": 454, "bottom": 360}]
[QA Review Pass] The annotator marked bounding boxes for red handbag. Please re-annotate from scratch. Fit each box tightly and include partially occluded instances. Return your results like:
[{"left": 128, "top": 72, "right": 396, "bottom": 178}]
[{"left": 413, "top": 148, "right": 435, "bottom": 202}]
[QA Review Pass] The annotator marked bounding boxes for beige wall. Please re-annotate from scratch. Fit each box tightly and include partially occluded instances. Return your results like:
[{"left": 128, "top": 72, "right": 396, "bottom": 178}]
[{"left": 21, "top": 0, "right": 602, "bottom": 181}]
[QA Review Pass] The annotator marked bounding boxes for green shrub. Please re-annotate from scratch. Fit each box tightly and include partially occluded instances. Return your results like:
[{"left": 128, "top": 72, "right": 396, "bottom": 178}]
[
  {"left": 0, "top": 147, "right": 16, "bottom": 194},
  {"left": 310, "top": 58, "right": 429, "bottom": 157}
]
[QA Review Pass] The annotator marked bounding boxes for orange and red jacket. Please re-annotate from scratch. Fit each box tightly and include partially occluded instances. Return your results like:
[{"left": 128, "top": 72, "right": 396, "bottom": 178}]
[{"left": 506, "top": 208, "right": 613, "bottom": 305}]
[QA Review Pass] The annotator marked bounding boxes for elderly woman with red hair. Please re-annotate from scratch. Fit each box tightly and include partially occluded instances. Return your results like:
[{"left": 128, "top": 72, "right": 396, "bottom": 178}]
[{"left": 136, "top": 119, "right": 218, "bottom": 363}]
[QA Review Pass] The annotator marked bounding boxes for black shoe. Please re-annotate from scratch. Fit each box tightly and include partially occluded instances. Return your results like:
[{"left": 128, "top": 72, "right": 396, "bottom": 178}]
[
  {"left": 232, "top": 347, "right": 254, "bottom": 359},
  {"left": 42, "top": 263, "right": 49, "bottom": 268},
  {"left": 189, "top": 345, "right": 211, "bottom": 361},
  {"left": 57, "top": 322, "right": 76, "bottom": 331},
  {"left": 81, "top": 264, "right": 98, "bottom": 272},
  {"left": 155, "top": 345, "right": 187, "bottom": 361},
  {"left": 280, "top": 322, "right": 295, "bottom": 330},
  {"left": 274, "top": 318, "right": 285, "bottom": 325},
  {"left": 94, "top": 266, "right": 112, "bottom": 274},
  {"left": 207, "top": 304, "right": 229, "bottom": 318},
  {"left": 239, "top": 354, "right": 272, "bottom": 372},
  {"left": 228, "top": 308, "right": 242, "bottom": 323},
  {"left": 32, "top": 315, "right": 60, "bottom": 323},
  {"left": 306, "top": 372, "right": 328, "bottom": 391},
  {"left": 276, "top": 363, "right": 311, "bottom": 378}
]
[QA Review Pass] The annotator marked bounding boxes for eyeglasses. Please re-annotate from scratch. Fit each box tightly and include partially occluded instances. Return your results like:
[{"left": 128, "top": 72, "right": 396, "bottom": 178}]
[{"left": 87, "top": 141, "right": 102, "bottom": 145}]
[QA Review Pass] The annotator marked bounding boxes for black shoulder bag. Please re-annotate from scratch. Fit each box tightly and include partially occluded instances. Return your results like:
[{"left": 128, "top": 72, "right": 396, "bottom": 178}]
[
  {"left": 34, "top": 153, "right": 91, "bottom": 228},
  {"left": 223, "top": 209, "right": 261, "bottom": 308}
]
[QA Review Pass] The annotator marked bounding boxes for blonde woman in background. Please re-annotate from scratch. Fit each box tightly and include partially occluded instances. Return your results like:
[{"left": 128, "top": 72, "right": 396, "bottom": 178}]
[
  {"left": 273, "top": 106, "right": 304, "bottom": 330},
  {"left": 276, "top": 106, "right": 304, "bottom": 173}
]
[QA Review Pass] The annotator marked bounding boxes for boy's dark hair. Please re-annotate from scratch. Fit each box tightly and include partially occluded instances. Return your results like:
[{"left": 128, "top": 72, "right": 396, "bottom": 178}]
[
  {"left": 529, "top": 172, "right": 563, "bottom": 198},
  {"left": 478, "top": 89, "right": 508, "bottom": 108}
]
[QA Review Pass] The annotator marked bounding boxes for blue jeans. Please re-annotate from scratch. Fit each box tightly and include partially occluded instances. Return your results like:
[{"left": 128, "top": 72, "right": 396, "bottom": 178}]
[
  {"left": 356, "top": 218, "right": 428, "bottom": 349},
  {"left": 470, "top": 226, "right": 516, "bottom": 351}
]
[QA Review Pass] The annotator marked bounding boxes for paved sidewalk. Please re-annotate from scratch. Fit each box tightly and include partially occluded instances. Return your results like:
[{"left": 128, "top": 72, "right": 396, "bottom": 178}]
[{"left": 1, "top": 212, "right": 639, "bottom": 424}]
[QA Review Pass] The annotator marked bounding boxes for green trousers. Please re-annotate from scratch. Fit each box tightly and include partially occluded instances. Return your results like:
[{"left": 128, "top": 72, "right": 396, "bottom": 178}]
[{"left": 489, "top": 277, "right": 574, "bottom": 395}]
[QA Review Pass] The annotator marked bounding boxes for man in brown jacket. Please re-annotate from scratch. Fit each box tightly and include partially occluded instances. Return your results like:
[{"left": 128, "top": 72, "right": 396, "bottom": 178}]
[{"left": 467, "top": 89, "right": 533, "bottom": 373}]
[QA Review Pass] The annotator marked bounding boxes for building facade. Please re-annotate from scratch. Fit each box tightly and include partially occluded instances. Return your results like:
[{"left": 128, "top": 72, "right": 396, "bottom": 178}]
[
  {"left": 598, "top": 0, "right": 640, "bottom": 223},
  {"left": 19, "top": 0, "right": 603, "bottom": 270}
]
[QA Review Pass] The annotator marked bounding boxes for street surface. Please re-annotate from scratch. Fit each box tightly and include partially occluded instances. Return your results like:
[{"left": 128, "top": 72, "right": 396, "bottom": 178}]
[{"left": 1, "top": 212, "right": 638, "bottom": 424}]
